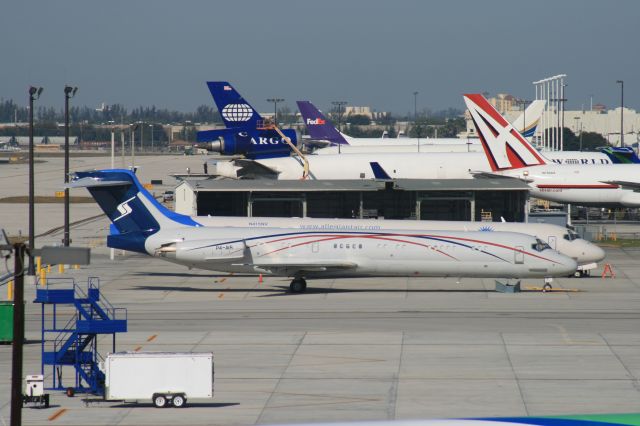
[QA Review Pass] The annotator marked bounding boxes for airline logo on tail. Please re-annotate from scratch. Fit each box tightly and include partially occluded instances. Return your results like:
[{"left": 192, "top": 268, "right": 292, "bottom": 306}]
[
  {"left": 221, "top": 103, "right": 253, "bottom": 122},
  {"left": 464, "top": 94, "right": 547, "bottom": 171},
  {"left": 114, "top": 196, "right": 136, "bottom": 221},
  {"left": 306, "top": 118, "right": 326, "bottom": 125}
]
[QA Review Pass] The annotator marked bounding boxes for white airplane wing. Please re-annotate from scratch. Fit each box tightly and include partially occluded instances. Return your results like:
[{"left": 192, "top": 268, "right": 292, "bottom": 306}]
[
  {"left": 236, "top": 260, "right": 357, "bottom": 275},
  {"left": 602, "top": 180, "right": 640, "bottom": 191},
  {"left": 470, "top": 171, "right": 534, "bottom": 183},
  {"left": 233, "top": 159, "right": 280, "bottom": 179}
]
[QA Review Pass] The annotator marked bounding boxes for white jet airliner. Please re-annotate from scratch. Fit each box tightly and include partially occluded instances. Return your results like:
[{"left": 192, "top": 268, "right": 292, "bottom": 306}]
[
  {"left": 464, "top": 94, "right": 640, "bottom": 207},
  {"left": 170, "top": 216, "right": 604, "bottom": 278},
  {"left": 70, "top": 169, "right": 577, "bottom": 293},
  {"left": 299, "top": 100, "right": 619, "bottom": 165}
]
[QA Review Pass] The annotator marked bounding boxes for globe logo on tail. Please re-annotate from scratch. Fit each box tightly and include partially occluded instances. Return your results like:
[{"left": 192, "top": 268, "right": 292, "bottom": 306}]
[{"left": 221, "top": 104, "right": 253, "bottom": 122}]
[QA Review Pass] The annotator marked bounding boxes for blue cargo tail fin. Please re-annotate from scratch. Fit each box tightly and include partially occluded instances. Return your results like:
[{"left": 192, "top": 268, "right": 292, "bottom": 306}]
[
  {"left": 207, "top": 81, "right": 261, "bottom": 130},
  {"left": 69, "top": 169, "right": 201, "bottom": 252},
  {"left": 297, "top": 101, "right": 349, "bottom": 145}
]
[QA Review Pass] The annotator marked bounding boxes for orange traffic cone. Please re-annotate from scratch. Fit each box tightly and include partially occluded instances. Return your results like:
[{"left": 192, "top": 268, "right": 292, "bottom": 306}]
[{"left": 258, "top": 274, "right": 263, "bottom": 283}]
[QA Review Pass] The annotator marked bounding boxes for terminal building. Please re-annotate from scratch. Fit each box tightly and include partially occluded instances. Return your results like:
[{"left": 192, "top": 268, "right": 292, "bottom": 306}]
[{"left": 173, "top": 178, "right": 530, "bottom": 222}]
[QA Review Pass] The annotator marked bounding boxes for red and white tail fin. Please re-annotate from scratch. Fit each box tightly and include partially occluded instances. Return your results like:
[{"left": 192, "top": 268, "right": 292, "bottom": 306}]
[{"left": 464, "top": 94, "right": 547, "bottom": 171}]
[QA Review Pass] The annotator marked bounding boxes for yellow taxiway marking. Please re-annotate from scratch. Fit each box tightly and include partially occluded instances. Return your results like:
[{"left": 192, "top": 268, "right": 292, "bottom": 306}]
[
  {"left": 146, "top": 334, "right": 157, "bottom": 342},
  {"left": 48, "top": 408, "right": 67, "bottom": 421},
  {"left": 134, "top": 346, "right": 142, "bottom": 352}
]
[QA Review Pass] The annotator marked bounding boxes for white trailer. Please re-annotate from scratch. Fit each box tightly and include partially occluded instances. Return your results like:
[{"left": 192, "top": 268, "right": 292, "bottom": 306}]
[{"left": 104, "top": 352, "right": 214, "bottom": 408}]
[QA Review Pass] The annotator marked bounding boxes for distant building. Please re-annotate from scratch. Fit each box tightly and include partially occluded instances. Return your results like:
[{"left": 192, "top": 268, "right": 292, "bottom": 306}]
[
  {"left": 343, "top": 106, "right": 388, "bottom": 121},
  {"left": 461, "top": 94, "right": 640, "bottom": 147},
  {"left": 488, "top": 94, "right": 520, "bottom": 115}
]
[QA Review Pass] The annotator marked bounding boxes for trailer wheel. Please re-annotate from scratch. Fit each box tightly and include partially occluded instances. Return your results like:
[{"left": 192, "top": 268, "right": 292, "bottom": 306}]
[
  {"left": 153, "top": 394, "right": 167, "bottom": 408},
  {"left": 66, "top": 387, "right": 75, "bottom": 397},
  {"left": 172, "top": 394, "right": 185, "bottom": 408}
]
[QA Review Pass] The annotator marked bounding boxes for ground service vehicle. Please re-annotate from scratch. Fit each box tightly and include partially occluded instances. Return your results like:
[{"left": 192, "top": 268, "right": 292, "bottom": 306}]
[{"left": 104, "top": 352, "right": 214, "bottom": 408}]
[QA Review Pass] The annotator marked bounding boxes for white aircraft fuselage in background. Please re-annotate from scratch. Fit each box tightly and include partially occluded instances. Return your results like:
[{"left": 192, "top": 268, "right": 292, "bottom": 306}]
[{"left": 464, "top": 94, "right": 640, "bottom": 208}]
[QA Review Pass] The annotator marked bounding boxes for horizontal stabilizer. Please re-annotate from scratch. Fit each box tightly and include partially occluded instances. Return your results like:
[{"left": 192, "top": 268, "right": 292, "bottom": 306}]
[{"left": 66, "top": 176, "right": 132, "bottom": 188}]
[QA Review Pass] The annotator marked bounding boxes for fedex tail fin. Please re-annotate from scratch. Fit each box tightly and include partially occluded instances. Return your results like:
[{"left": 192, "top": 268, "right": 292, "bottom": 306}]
[
  {"left": 207, "top": 81, "right": 261, "bottom": 129},
  {"left": 511, "top": 99, "right": 546, "bottom": 138},
  {"left": 69, "top": 169, "right": 200, "bottom": 252},
  {"left": 464, "top": 94, "right": 547, "bottom": 172},
  {"left": 297, "top": 101, "right": 349, "bottom": 145}
]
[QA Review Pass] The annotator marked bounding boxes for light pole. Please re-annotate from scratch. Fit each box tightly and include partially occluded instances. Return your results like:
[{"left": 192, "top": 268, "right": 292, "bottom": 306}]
[
  {"left": 413, "top": 91, "right": 419, "bottom": 149},
  {"left": 331, "top": 101, "right": 347, "bottom": 133},
  {"left": 616, "top": 80, "right": 624, "bottom": 146},
  {"left": 108, "top": 121, "right": 115, "bottom": 168},
  {"left": 516, "top": 99, "right": 530, "bottom": 136},
  {"left": 149, "top": 124, "right": 154, "bottom": 152},
  {"left": 267, "top": 98, "right": 284, "bottom": 125},
  {"left": 130, "top": 123, "right": 138, "bottom": 168},
  {"left": 139, "top": 121, "right": 144, "bottom": 153},
  {"left": 573, "top": 116, "right": 582, "bottom": 151},
  {"left": 28, "top": 86, "right": 43, "bottom": 276},
  {"left": 63, "top": 85, "right": 77, "bottom": 247},
  {"left": 332, "top": 101, "right": 347, "bottom": 154}
]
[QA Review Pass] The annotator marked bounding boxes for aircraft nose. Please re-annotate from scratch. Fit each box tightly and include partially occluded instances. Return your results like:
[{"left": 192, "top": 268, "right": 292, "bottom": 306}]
[
  {"left": 554, "top": 254, "right": 578, "bottom": 276},
  {"left": 583, "top": 242, "right": 606, "bottom": 263}
]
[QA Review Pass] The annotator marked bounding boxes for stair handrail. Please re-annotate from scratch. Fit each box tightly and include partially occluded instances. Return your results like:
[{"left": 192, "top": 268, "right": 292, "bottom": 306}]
[
  {"left": 87, "top": 276, "right": 124, "bottom": 320},
  {"left": 50, "top": 313, "right": 78, "bottom": 354},
  {"left": 73, "top": 280, "right": 88, "bottom": 301}
]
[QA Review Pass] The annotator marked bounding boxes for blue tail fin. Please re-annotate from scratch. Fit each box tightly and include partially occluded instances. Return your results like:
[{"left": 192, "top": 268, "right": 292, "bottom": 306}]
[
  {"left": 297, "top": 101, "right": 348, "bottom": 145},
  {"left": 207, "top": 81, "right": 261, "bottom": 129},
  {"left": 70, "top": 169, "right": 200, "bottom": 252}
]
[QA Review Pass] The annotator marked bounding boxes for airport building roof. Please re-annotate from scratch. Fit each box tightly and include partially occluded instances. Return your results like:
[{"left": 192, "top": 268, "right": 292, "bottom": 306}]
[{"left": 178, "top": 178, "right": 530, "bottom": 192}]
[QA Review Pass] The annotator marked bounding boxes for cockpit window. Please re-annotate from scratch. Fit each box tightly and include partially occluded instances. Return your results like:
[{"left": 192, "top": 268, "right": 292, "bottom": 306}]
[
  {"left": 563, "top": 230, "right": 581, "bottom": 241},
  {"left": 532, "top": 238, "right": 551, "bottom": 252}
]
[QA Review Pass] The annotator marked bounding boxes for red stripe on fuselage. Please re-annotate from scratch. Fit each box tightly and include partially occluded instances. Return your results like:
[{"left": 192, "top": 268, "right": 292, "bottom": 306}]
[
  {"left": 253, "top": 232, "right": 559, "bottom": 264},
  {"left": 258, "top": 234, "right": 457, "bottom": 260}
]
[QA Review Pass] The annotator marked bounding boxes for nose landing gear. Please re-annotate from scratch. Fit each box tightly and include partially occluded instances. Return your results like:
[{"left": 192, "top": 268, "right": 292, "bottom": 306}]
[{"left": 289, "top": 278, "right": 307, "bottom": 293}]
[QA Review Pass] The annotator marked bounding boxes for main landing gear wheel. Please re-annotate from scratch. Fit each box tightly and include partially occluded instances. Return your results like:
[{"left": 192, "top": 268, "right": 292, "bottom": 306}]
[
  {"left": 172, "top": 394, "right": 186, "bottom": 408},
  {"left": 153, "top": 394, "right": 167, "bottom": 408},
  {"left": 290, "top": 278, "right": 307, "bottom": 293},
  {"left": 543, "top": 283, "right": 553, "bottom": 292}
]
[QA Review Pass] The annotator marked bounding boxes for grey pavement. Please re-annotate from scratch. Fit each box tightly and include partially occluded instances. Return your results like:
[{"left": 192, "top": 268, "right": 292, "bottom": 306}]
[{"left": 1, "top": 155, "right": 639, "bottom": 425}]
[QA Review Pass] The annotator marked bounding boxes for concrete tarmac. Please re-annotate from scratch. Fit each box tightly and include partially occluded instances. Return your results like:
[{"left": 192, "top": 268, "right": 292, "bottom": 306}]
[
  {"left": 1, "top": 155, "right": 639, "bottom": 425},
  {"left": 1, "top": 246, "right": 639, "bottom": 425}
]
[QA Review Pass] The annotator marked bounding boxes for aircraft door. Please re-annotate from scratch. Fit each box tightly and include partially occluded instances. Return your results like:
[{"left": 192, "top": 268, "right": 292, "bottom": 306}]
[
  {"left": 548, "top": 236, "right": 557, "bottom": 250},
  {"left": 514, "top": 246, "right": 524, "bottom": 264},
  {"left": 311, "top": 242, "right": 319, "bottom": 253}
]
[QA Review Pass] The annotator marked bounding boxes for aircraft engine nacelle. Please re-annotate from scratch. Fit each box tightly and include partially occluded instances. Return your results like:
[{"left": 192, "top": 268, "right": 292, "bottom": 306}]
[
  {"left": 620, "top": 191, "right": 640, "bottom": 207},
  {"left": 155, "top": 239, "right": 247, "bottom": 263},
  {"left": 197, "top": 128, "right": 297, "bottom": 159}
]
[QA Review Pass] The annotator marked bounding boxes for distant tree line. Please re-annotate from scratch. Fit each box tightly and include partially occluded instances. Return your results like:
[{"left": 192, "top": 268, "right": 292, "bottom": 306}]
[{"left": 0, "top": 99, "right": 221, "bottom": 125}]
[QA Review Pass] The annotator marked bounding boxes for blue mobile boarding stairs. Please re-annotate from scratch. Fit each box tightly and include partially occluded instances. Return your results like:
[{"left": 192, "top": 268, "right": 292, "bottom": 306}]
[{"left": 34, "top": 277, "right": 127, "bottom": 395}]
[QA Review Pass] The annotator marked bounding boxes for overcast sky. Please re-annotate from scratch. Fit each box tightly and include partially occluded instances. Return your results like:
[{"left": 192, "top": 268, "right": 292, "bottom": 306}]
[{"left": 1, "top": 0, "right": 638, "bottom": 115}]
